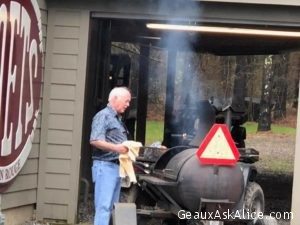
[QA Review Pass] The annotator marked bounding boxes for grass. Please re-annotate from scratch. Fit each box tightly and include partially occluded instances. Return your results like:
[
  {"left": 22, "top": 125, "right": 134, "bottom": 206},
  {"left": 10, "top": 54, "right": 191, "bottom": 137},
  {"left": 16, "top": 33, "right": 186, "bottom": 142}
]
[
  {"left": 260, "top": 160, "right": 294, "bottom": 174},
  {"left": 145, "top": 120, "right": 296, "bottom": 145},
  {"left": 244, "top": 121, "right": 296, "bottom": 135},
  {"left": 145, "top": 120, "right": 164, "bottom": 146}
]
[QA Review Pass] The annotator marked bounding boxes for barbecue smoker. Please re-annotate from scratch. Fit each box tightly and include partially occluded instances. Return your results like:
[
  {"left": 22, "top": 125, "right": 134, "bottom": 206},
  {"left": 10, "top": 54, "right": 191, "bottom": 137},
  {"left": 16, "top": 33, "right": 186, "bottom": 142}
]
[{"left": 118, "top": 100, "right": 277, "bottom": 225}]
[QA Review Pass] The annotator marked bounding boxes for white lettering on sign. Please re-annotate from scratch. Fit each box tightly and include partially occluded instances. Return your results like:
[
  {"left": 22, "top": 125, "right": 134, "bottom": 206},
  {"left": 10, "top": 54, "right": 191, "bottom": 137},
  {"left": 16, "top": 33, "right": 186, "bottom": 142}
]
[
  {"left": 15, "top": 4, "right": 32, "bottom": 150},
  {"left": 0, "top": 4, "right": 8, "bottom": 127},
  {"left": 0, "top": 0, "right": 42, "bottom": 186},
  {"left": 1, "top": 2, "right": 20, "bottom": 156},
  {"left": 26, "top": 39, "right": 38, "bottom": 133},
  {"left": 0, "top": 159, "right": 20, "bottom": 181},
  {"left": 0, "top": 112, "right": 37, "bottom": 183},
  {"left": 0, "top": 1, "right": 39, "bottom": 155}
]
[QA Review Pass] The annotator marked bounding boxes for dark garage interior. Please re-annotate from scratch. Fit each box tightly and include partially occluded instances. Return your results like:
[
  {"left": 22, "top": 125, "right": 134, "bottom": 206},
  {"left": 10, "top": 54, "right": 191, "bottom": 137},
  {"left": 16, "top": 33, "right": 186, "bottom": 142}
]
[{"left": 78, "top": 3, "right": 300, "bottom": 221}]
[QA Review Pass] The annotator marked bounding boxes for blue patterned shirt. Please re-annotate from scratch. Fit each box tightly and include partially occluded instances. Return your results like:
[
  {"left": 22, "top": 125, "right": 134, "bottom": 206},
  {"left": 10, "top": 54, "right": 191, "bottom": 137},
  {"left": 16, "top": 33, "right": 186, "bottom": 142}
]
[{"left": 90, "top": 105, "right": 128, "bottom": 161}]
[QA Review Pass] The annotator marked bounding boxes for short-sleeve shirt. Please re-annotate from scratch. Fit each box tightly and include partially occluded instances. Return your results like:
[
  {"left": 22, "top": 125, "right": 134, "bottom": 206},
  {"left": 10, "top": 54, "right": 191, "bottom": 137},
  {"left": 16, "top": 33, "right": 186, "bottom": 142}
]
[{"left": 90, "top": 105, "right": 128, "bottom": 161}]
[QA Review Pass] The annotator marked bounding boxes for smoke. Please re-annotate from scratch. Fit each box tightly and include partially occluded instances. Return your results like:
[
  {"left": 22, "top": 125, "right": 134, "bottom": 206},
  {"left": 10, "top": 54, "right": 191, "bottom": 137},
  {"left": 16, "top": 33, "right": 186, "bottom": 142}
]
[
  {"left": 157, "top": 0, "right": 203, "bottom": 107},
  {"left": 153, "top": 1, "right": 217, "bottom": 145}
]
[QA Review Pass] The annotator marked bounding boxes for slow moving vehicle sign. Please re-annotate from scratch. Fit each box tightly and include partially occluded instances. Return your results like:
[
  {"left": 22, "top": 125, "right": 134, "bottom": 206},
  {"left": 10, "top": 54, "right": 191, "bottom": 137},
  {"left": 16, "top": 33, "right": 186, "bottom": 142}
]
[
  {"left": 0, "top": 0, "right": 43, "bottom": 191},
  {"left": 196, "top": 124, "right": 240, "bottom": 166}
]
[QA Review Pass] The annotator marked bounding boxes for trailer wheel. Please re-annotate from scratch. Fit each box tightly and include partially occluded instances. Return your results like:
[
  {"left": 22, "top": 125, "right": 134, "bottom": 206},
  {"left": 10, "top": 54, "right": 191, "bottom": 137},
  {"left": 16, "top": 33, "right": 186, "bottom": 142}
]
[
  {"left": 255, "top": 216, "right": 278, "bottom": 225},
  {"left": 136, "top": 216, "right": 152, "bottom": 225},
  {"left": 120, "top": 184, "right": 138, "bottom": 203},
  {"left": 161, "top": 218, "right": 205, "bottom": 225},
  {"left": 161, "top": 218, "right": 180, "bottom": 225},
  {"left": 244, "top": 182, "right": 265, "bottom": 224}
]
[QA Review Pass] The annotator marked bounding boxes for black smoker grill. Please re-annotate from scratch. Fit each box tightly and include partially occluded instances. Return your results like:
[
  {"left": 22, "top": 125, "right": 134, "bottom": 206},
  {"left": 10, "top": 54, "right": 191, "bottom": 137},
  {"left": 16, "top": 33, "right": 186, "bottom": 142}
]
[{"left": 120, "top": 101, "right": 270, "bottom": 225}]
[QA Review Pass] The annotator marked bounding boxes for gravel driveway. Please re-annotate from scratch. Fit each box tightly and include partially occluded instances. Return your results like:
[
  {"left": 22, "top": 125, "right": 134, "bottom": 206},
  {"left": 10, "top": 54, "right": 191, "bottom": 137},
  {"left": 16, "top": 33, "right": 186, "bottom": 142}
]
[{"left": 246, "top": 133, "right": 295, "bottom": 225}]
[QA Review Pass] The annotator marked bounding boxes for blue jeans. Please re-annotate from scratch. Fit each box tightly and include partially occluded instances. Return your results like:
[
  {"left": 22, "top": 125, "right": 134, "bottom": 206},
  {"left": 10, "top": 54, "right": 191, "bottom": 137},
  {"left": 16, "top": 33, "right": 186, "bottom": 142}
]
[{"left": 92, "top": 160, "right": 121, "bottom": 225}]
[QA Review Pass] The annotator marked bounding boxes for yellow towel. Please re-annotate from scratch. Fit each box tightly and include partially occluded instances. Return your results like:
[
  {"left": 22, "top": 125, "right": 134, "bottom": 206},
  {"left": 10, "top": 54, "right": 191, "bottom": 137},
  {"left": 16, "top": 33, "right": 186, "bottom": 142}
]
[{"left": 119, "top": 141, "right": 142, "bottom": 183}]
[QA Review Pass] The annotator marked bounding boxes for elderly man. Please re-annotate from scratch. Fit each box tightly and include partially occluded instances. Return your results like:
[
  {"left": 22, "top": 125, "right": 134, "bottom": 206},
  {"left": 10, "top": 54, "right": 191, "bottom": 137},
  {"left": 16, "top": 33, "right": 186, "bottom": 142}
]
[{"left": 90, "top": 87, "right": 131, "bottom": 225}]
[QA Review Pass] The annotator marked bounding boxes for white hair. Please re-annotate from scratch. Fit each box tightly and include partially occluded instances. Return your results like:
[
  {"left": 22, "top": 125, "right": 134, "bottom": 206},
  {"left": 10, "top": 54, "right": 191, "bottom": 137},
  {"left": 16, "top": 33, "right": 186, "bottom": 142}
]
[{"left": 108, "top": 87, "right": 130, "bottom": 102}]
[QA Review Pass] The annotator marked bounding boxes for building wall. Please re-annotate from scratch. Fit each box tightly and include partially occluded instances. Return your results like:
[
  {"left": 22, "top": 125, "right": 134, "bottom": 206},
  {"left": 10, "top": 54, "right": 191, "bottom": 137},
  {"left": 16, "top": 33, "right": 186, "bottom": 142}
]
[
  {"left": 1, "top": 1, "right": 298, "bottom": 224},
  {"left": 36, "top": 8, "right": 89, "bottom": 223},
  {"left": 1, "top": 0, "right": 48, "bottom": 224},
  {"left": 291, "top": 81, "right": 300, "bottom": 225},
  {"left": 36, "top": 1, "right": 300, "bottom": 223},
  {"left": 201, "top": 0, "right": 300, "bottom": 6}
]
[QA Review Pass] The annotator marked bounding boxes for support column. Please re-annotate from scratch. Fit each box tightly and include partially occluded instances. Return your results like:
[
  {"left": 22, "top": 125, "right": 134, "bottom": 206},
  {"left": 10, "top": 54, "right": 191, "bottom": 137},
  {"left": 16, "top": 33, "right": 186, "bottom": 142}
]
[
  {"left": 136, "top": 45, "right": 150, "bottom": 145},
  {"left": 163, "top": 49, "right": 177, "bottom": 147}
]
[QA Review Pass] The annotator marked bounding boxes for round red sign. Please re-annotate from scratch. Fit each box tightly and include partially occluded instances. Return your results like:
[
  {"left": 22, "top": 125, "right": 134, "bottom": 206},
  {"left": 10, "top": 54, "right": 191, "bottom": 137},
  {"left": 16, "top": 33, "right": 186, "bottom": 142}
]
[{"left": 0, "top": 0, "right": 43, "bottom": 190}]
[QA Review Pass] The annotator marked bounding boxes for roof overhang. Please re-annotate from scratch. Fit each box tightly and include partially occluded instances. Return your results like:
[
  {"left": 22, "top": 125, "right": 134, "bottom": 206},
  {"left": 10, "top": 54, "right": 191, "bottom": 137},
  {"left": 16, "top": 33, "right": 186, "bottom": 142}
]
[{"left": 48, "top": 0, "right": 300, "bottom": 55}]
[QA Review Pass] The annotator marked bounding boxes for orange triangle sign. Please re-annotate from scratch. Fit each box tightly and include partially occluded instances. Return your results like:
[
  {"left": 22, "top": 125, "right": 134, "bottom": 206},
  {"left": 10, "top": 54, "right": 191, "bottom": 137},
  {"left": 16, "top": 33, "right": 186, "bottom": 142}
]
[{"left": 196, "top": 124, "right": 240, "bottom": 166}]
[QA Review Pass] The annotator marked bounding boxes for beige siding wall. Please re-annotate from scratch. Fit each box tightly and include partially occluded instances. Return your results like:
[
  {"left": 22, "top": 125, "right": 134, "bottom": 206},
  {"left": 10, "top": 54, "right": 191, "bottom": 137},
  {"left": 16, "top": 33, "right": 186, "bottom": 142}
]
[
  {"left": 37, "top": 8, "right": 89, "bottom": 223},
  {"left": 1, "top": 0, "right": 48, "bottom": 215},
  {"left": 291, "top": 82, "right": 300, "bottom": 225}
]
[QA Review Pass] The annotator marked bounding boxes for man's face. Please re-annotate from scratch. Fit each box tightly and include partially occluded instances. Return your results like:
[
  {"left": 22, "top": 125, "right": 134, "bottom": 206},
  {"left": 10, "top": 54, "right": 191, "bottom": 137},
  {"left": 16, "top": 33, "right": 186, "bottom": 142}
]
[{"left": 113, "top": 92, "right": 131, "bottom": 114}]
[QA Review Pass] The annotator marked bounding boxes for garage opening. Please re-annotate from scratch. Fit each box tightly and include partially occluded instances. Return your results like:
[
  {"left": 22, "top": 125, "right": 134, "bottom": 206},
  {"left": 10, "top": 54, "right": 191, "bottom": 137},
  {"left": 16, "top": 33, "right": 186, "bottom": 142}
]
[{"left": 78, "top": 16, "right": 298, "bottom": 224}]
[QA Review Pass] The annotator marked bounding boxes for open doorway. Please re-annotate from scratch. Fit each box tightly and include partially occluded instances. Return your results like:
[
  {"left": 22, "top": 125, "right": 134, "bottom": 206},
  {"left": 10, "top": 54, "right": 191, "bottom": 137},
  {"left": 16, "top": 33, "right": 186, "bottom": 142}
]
[
  {"left": 78, "top": 18, "right": 168, "bottom": 222},
  {"left": 78, "top": 16, "right": 298, "bottom": 225}
]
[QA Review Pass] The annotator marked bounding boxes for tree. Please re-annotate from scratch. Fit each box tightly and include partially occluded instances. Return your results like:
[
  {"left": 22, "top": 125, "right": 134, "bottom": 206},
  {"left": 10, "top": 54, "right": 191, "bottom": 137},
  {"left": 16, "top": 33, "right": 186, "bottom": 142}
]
[
  {"left": 257, "top": 55, "right": 274, "bottom": 131},
  {"left": 232, "top": 56, "right": 252, "bottom": 112},
  {"left": 273, "top": 54, "right": 288, "bottom": 120},
  {"left": 245, "top": 55, "right": 261, "bottom": 122},
  {"left": 292, "top": 54, "right": 300, "bottom": 109}
]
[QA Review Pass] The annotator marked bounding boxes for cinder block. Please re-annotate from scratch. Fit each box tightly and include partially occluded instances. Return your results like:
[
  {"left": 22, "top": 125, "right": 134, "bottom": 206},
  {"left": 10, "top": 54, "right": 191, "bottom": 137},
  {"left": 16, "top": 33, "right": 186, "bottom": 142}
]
[{"left": 112, "top": 203, "right": 137, "bottom": 225}]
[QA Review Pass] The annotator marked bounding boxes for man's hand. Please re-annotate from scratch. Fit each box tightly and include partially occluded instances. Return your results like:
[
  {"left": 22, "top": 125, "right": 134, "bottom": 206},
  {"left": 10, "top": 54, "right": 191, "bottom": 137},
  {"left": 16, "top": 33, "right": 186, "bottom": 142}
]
[{"left": 115, "top": 144, "right": 129, "bottom": 154}]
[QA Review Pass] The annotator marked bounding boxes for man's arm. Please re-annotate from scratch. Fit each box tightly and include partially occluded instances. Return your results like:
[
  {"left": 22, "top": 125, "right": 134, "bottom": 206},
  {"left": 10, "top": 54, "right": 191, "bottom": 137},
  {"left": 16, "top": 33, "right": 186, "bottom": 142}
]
[{"left": 90, "top": 140, "right": 128, "bottom": 154}]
